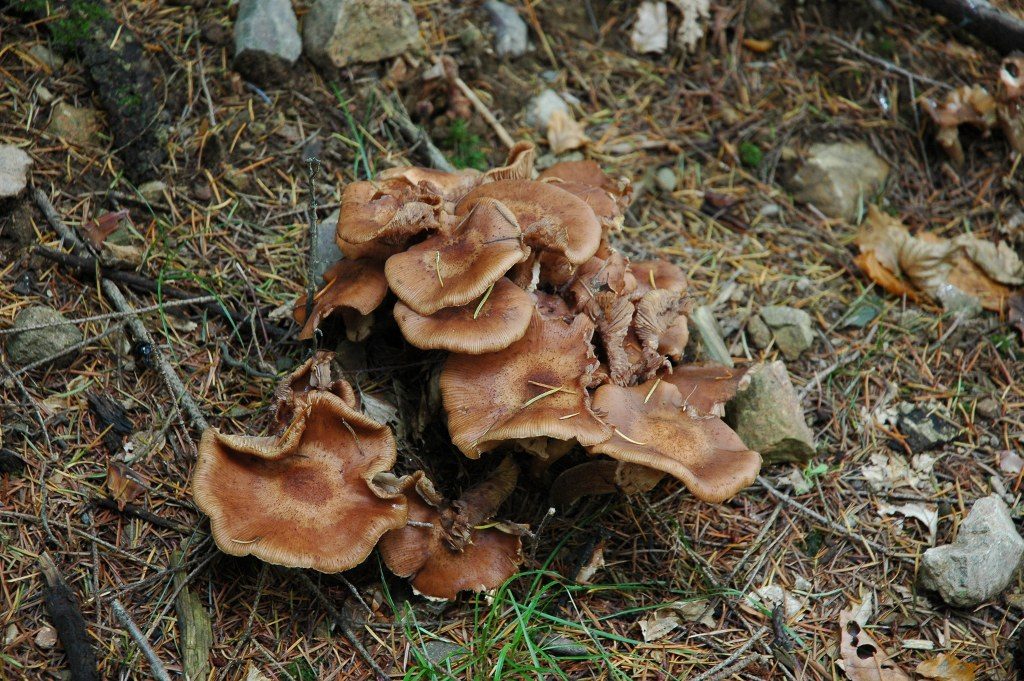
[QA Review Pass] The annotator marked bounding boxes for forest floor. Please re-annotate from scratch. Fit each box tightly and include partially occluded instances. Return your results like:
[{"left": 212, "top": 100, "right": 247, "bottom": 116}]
[{"left": 2, "top": 0, "right": 1024, "bottom": 679}]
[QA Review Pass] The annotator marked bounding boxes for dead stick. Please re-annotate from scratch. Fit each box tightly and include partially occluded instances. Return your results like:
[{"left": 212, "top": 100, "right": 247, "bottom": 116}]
[
  {"left": 691, "top": 629, "right": 768, "bottom": 681},
  {"left": 0, "top": 295, "right": 217, "bottom": 335},
  {"left": 111, "top": 599, "right": 172, "bottom": 681},
  {"left": 374, "top": 87, "right": 455, "bottom": 172},
  {"left": 39, "top": 553, "right": 99, "bottom": 681},
  {"left": 450, "top": 75, "right": 516, "bottom": 149},
  {"left": 911, "top": 0, "right": 1024, "bottom": 55}
]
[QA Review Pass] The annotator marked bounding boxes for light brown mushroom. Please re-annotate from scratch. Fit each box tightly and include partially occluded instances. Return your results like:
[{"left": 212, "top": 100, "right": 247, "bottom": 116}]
[
  {"left": 377, "top": 166, "right": 482, "bottom": 203},
  {"left": 532, "top": 290, "right": 572, "bottom": 322},
  {"left": 293, "top": 258, "right": 388, "bottom": 341},
  {"left": 193, "top": 390, "right": 409, "bottom": 572},
  {"left": 271, "top": 350, "right": 357, "bottom": 428},
  {"left": 538, "top": 160, "right": 632, "bottom": 214},
  {"left": 455, "top": 180, "right": 602, "bottom": 265},
  {"left": 483, "top": 141, "right": 536, "bottom": 182},
  {"left": 633, "top": 289, "right": 690, "bottom": 368},
  {"left": 385, "top": 198, "right": 529, "bottom": 315},
  {"left": 378, "top": 458, "right": 525, "bottom": 600},
  {"left": 588, "top": 379, "right": 761, "bottom": 503},
  {"left": 393, "top": 277, "right": 534, "bottom": 354},
  {"left": 441, "top": 312, "right": 611, "bottom": 458},
  {"left": 583, "top": 291, "right": 635, "bottom": 386},
  {"left": 629, "top": 259, "right": 688, "bottom": 299},
  {"left": 923, "top": 85, "right": 998, "bottom": 166},
  {"left": 659, "top": 364, "right": 750, "bottom": 417},
  {"left": 550, "top": 460, "right": 665, "bottom": 507},
  {"left": 568, "top": 251, "right": 637, "bottom": 311},
  {"left": 336, "top": 178, "right": 442, "bottom": 246}
]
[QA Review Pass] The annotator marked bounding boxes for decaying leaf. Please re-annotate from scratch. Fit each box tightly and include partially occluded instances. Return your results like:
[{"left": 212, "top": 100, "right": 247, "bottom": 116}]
[
  {"left": 745, "top": 584, "right": 804, "bottom": 620},
  {"left": 82, "top": 210, "right": 130, "bottom": 248},
  {"left": 855, "top": 206, "right": 1023, "bottom": 313},
  {"left": 838, "top": 606, "right": 911, "bottom": 681},
  {"left": 106, "top": 462, "right": 147, "bottom": 510},
  {"left": 877, "top": 502, "right": 938, "bottom": 545},
  {"left": 639, "top": 600, "right": 716, "bottom": 642},
  {"left": 668, "top": 0, "right": 710, "bottom": 51},
  {"left": 861, "top": 452, "right": 935, "bottom": 492},
  {"left": 631, "top": 1, "right": 669, "bottom": 54},
  {"left": 546, "top": 108, "right": 588, "bottom": 154},
  {"left": 915, "top": 653, "right": 978, "bottom": 681}
]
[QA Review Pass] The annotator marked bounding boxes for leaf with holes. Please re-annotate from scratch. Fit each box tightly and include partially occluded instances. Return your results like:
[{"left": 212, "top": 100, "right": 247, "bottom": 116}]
[{"left": 838, "top": 606, "right": 911, "bottom": 681}]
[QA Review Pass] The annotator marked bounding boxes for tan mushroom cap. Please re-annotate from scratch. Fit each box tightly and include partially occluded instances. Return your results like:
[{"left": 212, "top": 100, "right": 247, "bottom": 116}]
[
  {"left": 393, "top": 277, "right": 534, "bottom": 354},
  {"left": 540, "top": 179, "right": 622, "bottom": 233},
  {"left": 455, "top": 180, "right": 602, "bottom": 265},
  {"left": 385, "top": 198, "right": 529, "bottom": 315},
  {"left": 193, "top": 391, "right": 407, "bottom": 572},
  {"left": 538, "top": 160, "right": 632, "bottom": 212},
  {"left": 588, "top": 379, "right": 761, "bottom": 503},
  {"left": 569, "top": 251, "right": 637, "bottom": 311},
  {"left": 271, "top": 350, "right": 357, "bottom": 428},
  {"left": 337, "top": 178, "right": 441, "bottom": 245},
  {"left": 532, "top": 290, "right": 572, "bottom": 322},
  {"left": 378, "top": 488, "right": 522, "bottom": 600},
  {"left": 483, "top": 141, "right": 536, "bottom": 182},
  {"left": 629, "top": 259, "right": 688, "bottom": 299},
  {"left": 550, "top": 460, "right": 665, "bottom": 507},
  {"left": 633, "top": 289, "right": 690, "bottom": 367},
  {"left": 294, "top": 259, "right": 388, "bottom": 341},
  {"left": 660, "top": 364, "right": 750, "bottom": 417},
  {"left": 441, "top": 312, "right": 611, "bottom": 458},
  {"left": 377, "top": 166, "right": 482, "bottom": 202}
]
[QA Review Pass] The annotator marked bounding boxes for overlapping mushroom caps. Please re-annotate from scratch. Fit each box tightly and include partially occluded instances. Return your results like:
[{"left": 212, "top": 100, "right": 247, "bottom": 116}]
[{"left": 197, "top": 143, "right": 763, "bottom": 599}]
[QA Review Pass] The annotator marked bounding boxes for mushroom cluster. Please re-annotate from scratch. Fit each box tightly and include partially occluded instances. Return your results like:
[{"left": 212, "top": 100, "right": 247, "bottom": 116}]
[{"left": 193, "top": 143, "right": 762, "bottom": 600}]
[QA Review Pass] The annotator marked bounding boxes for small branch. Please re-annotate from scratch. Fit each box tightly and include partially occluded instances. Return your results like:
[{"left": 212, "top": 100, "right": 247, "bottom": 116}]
[
  {"left": 110, "top": 599, "right": 172, "bottom": 681},
  {"left": 829, "top": 36, "right": 951, "bottom": 90},
  {"left": 450, "top": 75, "right": 516, "bottom": 149},
  {"left": 39, "top": 553, "right": 99, "bottom": 681},
  {"left": 374, "top": 87, "right": 455, "bottom": 172},
  {"left": 911, "top": 0, "right": 1024, "bottom": 56},
  {"left": 691, "top": 631, "right": 768, "bottom": 681},
  {"left": 91, "top": 497, "right": 192, "bottom": 533}
]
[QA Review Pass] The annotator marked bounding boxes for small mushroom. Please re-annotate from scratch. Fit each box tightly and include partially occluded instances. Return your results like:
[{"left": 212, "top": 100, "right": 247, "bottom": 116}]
[
  {"left": 660, "top": 364, "right": 750, "bottom": 417},
  {"left": 538, "top": 160, "right": 633, "bottom": 214},
  {"left": 293, "top": 258, "right": 388, "bottom": 341},
  {"left": 633, "top": 289, "right": 690, "bottom": 367},
  {"left": 629, "top": 259, "right": 688, "bottom": 299},
  {"left": 393, "top": 277, "right": 534, "bottom": 354},
  {"left": 533, "top": 290, "right": 572, "bottom": 322},
  {"left": 588, "top": 379, "right": 761, "bottom": 503},
  {"left": 923, "top": 85, "right": 997, "bottom": 166},
  {"left": 549, "top": 460, "right": 665, "bottom": 506},
  {"left": 568, "top": 251, "right": 637, "bottom": 311},
  {"left": 998, "top": 54, "right": 1024, "bottom": 156},
  {"left": 385, "top": 198, "right": 529, "bottom": 315},
  {"left": 483, "top": 141, "right": 536, "bottom": 182},
  {"left": 441, "top": 312, "right": 611, "bottom": 457},
  {"left": 455, "top": 180, "right": 602, "bottom": 265},
  {"left": 193, "top": 390, "right": 409, "bottom": 572},
  {"left": 378, "top": 458, "right": 525, "bottom": 600},
  {"left": 583, "top": 290, "right": 636, "bottom": 386},
  {"left": 336, "top": 178, "right": 442, "bottom": 246}
]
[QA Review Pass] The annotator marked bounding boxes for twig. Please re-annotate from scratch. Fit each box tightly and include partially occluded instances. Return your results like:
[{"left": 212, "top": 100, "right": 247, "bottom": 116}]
[
  {"left": 304, "top": 156, "right": 321, "bottom": 326},
  {"left": 91, "top": 497, "right": 192, "bottom": 533},
  {"left": 218, "top": 342, "right": 277, "bottom": 379},
  {"left": 0, "top": 296, "right": 217, "bottom": 335},
  {"left": 292, "top": 571, "right": 390, "bottom": 680},
  {"left": 32, "top": 189, "right": 209, "bottom": 432},
  {"left": 910, "top": 0, "right": 1024, "bottom": 56},
  {"left": 374, "top": 86, "right": 455, "bottom": 172},
  {"left": 690, "top": 628, "right": 768, "bottom": 681},
  {"left": 39, "top": 553, "right": 99, "bottom": 681},
  {"left": 110, "top": 599, "right": 172, "bottom": 681},
  {"left": 829, "top": 36, "right": 951, "bottom": 90},
  {"left": 450, "top": 75, "right": 516, "bottom": 149}
]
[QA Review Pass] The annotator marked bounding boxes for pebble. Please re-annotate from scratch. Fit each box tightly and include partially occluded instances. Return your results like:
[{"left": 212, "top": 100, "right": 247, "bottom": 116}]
[
  {"left": 233, "top": 0, "right": 302, "bottom": 84},
  {"left": 4, "top": 306, "right": 84, "bottom": 369},
  {"left": 750, "top": 305, "right": 815, "bottom": 360},
  {"left": 484, "top": 0, "right": 530, "bottom": 58},
  {"left": 785, "top": 142, "right": 889, "bottom": 222},
  {"left": 303, "top": 0, "right": 422, "bottom": 69},
  {"left": 0, "top": 145, "right": 33, "bottom": 199},
  {"left": 655, "top": 167, "right": 677, "bottom": 193},
  {"left": 46, "top": 102, "right": 103, "bottom": 147},
  {"left": 28, "top": 44, "right": 64, "bottom": 70},
  {"left": 920, "top": 495, "right": 1024, "bottom": 608},
  {"left": 137, "top": 180, "right": 167, "bottom": 203},
  {"left": 726, "top": 361, "right": 816, "bottom": 463}
]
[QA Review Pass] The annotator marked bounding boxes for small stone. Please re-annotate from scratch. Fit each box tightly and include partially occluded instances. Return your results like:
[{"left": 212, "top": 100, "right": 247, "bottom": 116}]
[
  {"left": 785, "top": 142, "right": 889, "bottom": 222},
  {"left": 726, "top": 361, "right": 816, "bottom": 463},
  {"left": 920, "top": 495, "right": 1024, "bottom": 608},
  {"left": 312, "top": 209, "right": 343, "bottom": 283},
  {"left": 484, "top": 0, "right": 529, "bottom": 58},
  {"left": 757, "top": 305, "right": 815, "bottom": 360},
  {"left": 976, "top": 397, "right": 1000, "bottom": 420},
  {"left": 0, "top": 146, "right": 33, "bottom": 199},
  {"left": 5, "top": 306, "right": 84, "bottom": 369},
  {"left": 746, "top": 313, "right": 772, "bottom": 349},
  {"left": 303, "top": 0, "right": 422, "bottom": 69},
  {"left": 233, "top": 0, "right": 301, "bottom": 85},
  {"left": 35, "top": 625, "right": 58, "bottom": 649},
  {"left": 630, "top": 1, "right": 669, "bottom": 54},
  {"left": 137, "top": 180, "right": 167, "bottom": 203},
  {"left": 525, "top": 89, "right": 569, "bottom": 133},
  {"left": 46, "top": 102, "right": 103, "bottom": 147},
  {"left": 459, "top": 22, "right": 484, "bottom": 50},
  {"left": 35, "top": 84, "right": 55, "bottom": 104},
  {"left": 28, "top": 44, "right": 64, "bottom": 70},
  {"left": 655, "top": 167, "right": 677, "bottom": 193},
  {"left": 421, "top": 640, "right": 468, "bottom": 666},
  {"left": 896, "top": 404, "right": 959, "bottom": 453},
  {"left": 4, "top": 623, "right": 17, "bottom": 646}
]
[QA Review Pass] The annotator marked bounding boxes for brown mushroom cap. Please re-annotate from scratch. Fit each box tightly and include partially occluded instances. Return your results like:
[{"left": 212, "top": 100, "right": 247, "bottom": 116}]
[
  {"left": 538, "top": 160, "right": 632, "bottom": 212},
  {"left": 294, "top": 259, "right": 388, "bottom": 341},
  {"left": 629, "top": 259, "right": 688, "bottom": 299},
  {"left": 385, "top": 198, "right": 529, "bottom": 315},
  {"left": 550, "top": 460, "right": 665, "bottom": 506},
  {"left": 193, "top": 391, "right": 408, "bottom": 572},
  {"left": 532, "top": 290, "right": 572, "bottom": 322},
  {"left": 588, "top": 379, "right": 761, "bottom": 503},
  {"left": 660, "top": 364, "right": 750, "bottom": 417},
  {"left": 377, "top": 166, "right": 481, "bottom": 202},
  {"left": 569, "top": 251, "right": 637, "bottom": 311},
  {"left": 633, "top": 289, "right": 690, "bottom": 367},
  {"left": 483, "top": 141, "right": 536, "bottom": 182},
  {"left": 393, "top": 277, "right": 534, "bottom": 354},
  {"left": 441, "top": 313, "right": 611, "bottom": 458},
  {"left": 337, "top": 178, "right": 441, "bottom": 245},
  {"left": 454, "top": 180, "right": 602, "bottom": 265},
  {"left": 271, "top": 350, "right": 357, "bottom": 428}
]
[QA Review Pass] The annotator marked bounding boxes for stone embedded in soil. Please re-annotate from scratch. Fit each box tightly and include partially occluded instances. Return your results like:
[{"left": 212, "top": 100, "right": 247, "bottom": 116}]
[
  {"left": 137, "top": 180, "right": 167, "bottom": 203},
  {"left": 45, "top": 102, "right": 103, "bottom": 148},
  {"left": 4, "top": 306, "right": 84, "bottom": 370},
  {"left": 313, "top": 208, "right": 343, "bottom": 283},
  {"left": 655, "top": 166, "right": 678, "bottom": 193},
  {"left": 484, "top": 0, "right": 530, "bottom": 58},
  {"left": 896, "top": 404, "right": 959, "bottom": 453},
  {"left": 28, "top": 44, "right": 64, "bottom": 70},
  {"left": 302, "top": 0, "right": 422, "bottom": 69},
  {"left": 233, "top": 0, "right": 301, "bottom": 85},
  {"left": 744, "top": 0, "right": 781, "bottom": 33},
  {"left": 919, "top": 495, "right": 1024, "bottom": 608},
  {"left": 726, "top": 361, "right": 816, "bottom": 463},
  {"left": 785, "top": 142, "right": 889, "bottom": 221},
  {"left": 525, "top": 89, "right": 570, "bottom": 133},
  {"left": 421, "top": 640, "right": 468, "bottom": 666},
  {"left": 749, "top": 305, "right": 815, "bottom": 360},
  {"left": 976, "top": 397, "right": 1000, "bottom": 420},
  {"left": 0, "top": 146, "right": 33, "bottom": 199}
]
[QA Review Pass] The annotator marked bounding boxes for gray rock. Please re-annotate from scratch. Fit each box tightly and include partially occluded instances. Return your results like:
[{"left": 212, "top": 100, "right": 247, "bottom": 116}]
[
  {"left": 137, "top": 180, "right": 167, "bottom": 203},
  {"left": 977, "top": 397, "right": 1000, "bottom": 420},
  {"left": 28, "top": 44, "right": 64, "bottom": 70},
  {"left": 744, "top": 0, "right": 780, "bottom": 33},
  {"left": 46, "top": 102, "right": 102, "bottom": 147},
  {"left": 484, "top": 0, "right": 529, "bottom": 58},
  {"left": 655, "top": 167, "right": 677, "bottom": 193},
  {"left": 4, "top": 306, "right": 84, "bottom": 369},
  {"left": 757, "top": 305, "right": 814, "bottom": 360},
  {"left": 234, "top": 0, "right": 302, "bottom": 84},
  {"left": 303, "top": 0, "right": 422, "bottom": 69},
  {"left": 726, "top": 361, "right": 815, "bottom": 463},
  {"left": 312, "top": 208, "right": 343, "bottom": 283},
  {"left": 690, "top": 305, "right": 733, "bottom": 368},
  {"left": 897, "top": 404, "right": 959, "bottom": 453},
  {"left": 920, "top": 495, "right": 1024, "bottom": 608},
  {"left": 746, "top": 313, "right": 772, "bottom": 349},
  {"left": 420, "top": 640, "right": 467, "bottom": 666},
  {"left": 0, "top": 146, "right": 33, "bottom": 199},
  {"left": 785, "top": 142, "right": 889, "bottom": 221},
  {"left": 525, "top": 89, "right": 569, "bottom": 133}
]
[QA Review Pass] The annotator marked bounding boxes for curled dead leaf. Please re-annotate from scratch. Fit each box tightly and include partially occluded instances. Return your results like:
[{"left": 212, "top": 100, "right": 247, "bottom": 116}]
[
  {"left": 106, "top": 462, "right": 147, "bottom": 510},
  {"left": 838, "top": 606, "right": 911, "bottom": 681},
  {"left": 915, "top": 653, "right": 978, "bottom": 681}
]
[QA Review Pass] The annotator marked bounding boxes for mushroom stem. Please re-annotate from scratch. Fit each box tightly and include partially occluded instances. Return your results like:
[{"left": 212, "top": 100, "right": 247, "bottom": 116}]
[{"left": 441, "top": 457, "right": 519, "bottom": 551}]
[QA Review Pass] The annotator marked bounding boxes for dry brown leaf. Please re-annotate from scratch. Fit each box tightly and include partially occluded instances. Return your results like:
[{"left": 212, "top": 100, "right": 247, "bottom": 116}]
[
  {"left": 547, "top": 108, "right": 587, "bottom": 154},
  {"left": 915, "top": 653, "right": 978, "bottom": 681},
  {"left": 106, "top": 462, "right": 147, "bottom": 510},
  {"left": 83, "top": 210, "right": 129, "bottom": 248},
  {"left": 838, "top": 606, "right": 911, "bottom": 681}
]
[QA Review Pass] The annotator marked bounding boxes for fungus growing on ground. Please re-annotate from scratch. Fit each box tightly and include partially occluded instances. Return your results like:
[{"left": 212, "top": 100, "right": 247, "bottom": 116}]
[{"left": 196, "top": 142, "right": 762, "bottom": 599}]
